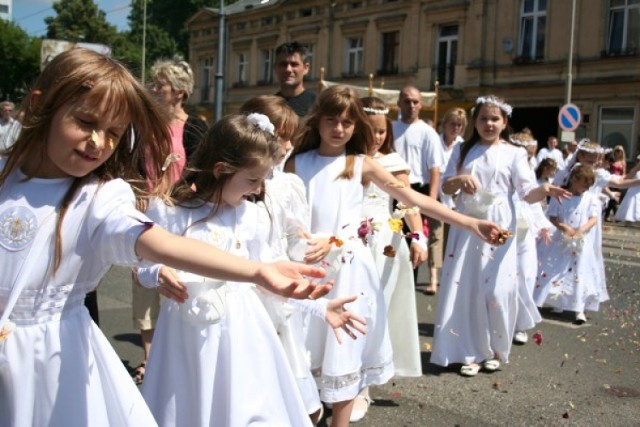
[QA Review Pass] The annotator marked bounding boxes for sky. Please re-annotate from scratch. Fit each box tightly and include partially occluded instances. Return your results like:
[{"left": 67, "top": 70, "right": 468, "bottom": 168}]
[{"left": 12, "top": 0, "right": 131, "bottom": 37}]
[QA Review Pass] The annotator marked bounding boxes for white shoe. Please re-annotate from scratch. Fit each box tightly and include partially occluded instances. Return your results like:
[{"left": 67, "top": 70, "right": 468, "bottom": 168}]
[
  {"left": 459, "top": 363, "right": 481, "bottom": 377},
  {"left": 483, "top": 359, "right": 501, "bottom": 372},
  {"left": 349, "top": 395, "right": 372, "bottom": 423},
  {"left": 575, "top": 312, "right": 587, "bottom": 324},
  {"left": 514, "top": 331, "right": 528, "bottom": 344}
]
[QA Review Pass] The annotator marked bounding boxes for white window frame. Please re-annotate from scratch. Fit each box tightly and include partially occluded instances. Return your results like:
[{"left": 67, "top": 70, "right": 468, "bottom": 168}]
[
  {"left": 435, "top": 25, "right": 458, "bottom": 86},
  {"left": 607, "top": 0, "right": 640, "bottom": 55},
  {"left": 237, "top": 52, "right": 249, "bottom": 84},
  {"left": 518, "top": 0, "right": 547, "bottom": 60},
  {"left": 344, "top": 37, "right": 364, "bottom": 76},
  {"left": 259, "top": 49, "right": 274, "bottom": 84}
]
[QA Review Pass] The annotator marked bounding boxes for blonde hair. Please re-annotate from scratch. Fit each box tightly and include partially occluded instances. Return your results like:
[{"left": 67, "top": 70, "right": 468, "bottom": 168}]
[
  {"left": 440, "top": 107, "right": 468, "bottom": 134},
  {"left": 151, "top": 57, "right": 195, "bottom": 101}
]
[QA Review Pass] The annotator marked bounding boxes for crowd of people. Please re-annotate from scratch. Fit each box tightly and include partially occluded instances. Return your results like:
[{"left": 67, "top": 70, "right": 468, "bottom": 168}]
[{"left": 0, "top": 43, "right": 637, "bottom": 427}]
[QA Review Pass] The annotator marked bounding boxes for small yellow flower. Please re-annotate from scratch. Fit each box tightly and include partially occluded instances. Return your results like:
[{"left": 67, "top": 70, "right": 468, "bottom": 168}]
[
  {"left": 388, "top": 218, "right": 404, "bottom": 233},
  {"left": 0, "top": 321, "right": 16, "bottom": 341}
]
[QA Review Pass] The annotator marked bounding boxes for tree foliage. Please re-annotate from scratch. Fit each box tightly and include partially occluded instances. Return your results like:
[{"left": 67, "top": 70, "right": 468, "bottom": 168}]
[
  {"left": 44, "top": 0, "right": 117, "bottom": 45},
  {"left": 0, "top": 20, "right": 41, "bottom": 101}
]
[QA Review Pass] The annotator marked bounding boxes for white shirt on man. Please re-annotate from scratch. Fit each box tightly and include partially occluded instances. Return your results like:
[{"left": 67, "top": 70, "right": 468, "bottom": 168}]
[
  {"left": 392, "top": 120, "right": 443, "bottom": 186},
  {"left": 536, "top": 147, "right": 565, "bottom": 170}
]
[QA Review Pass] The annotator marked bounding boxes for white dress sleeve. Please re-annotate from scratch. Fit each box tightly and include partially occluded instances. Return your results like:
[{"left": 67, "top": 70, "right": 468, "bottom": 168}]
[
  {"left": 512, "top": 148, "right": 538, "bottom": 200},
  {"left": 86, "top": 179, "right": 153, "bottom": 267}
]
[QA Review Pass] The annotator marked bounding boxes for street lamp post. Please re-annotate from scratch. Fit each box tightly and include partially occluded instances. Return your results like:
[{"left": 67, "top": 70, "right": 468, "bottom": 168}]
[
  {"left": 214, "top": 0, "right": 225, "bottom": 122},
  {"left": 565, "top": 0, "right": 576, "bottom": 105}
]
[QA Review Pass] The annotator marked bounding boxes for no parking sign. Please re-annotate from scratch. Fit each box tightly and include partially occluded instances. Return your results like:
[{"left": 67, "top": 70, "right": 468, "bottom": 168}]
[{"left": 558, "top": 103, "right": 581, "bottom": 131}]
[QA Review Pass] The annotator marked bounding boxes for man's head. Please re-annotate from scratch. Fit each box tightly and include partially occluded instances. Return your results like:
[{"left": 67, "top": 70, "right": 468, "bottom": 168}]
[
  {"left": 568, "top": 140, "right": 578, "bottom": 153},
  {"left": 274, "top": 42, "right": 310, "bottom": 94},
  {"left": 397, "top": 86, "right": 422, "bottom": 124},
  {"left": 1, "top": 101, "right": 15, "bottom": 123},
  {"left": 547, "top": 136, "right": 558, "bottom": 149}
]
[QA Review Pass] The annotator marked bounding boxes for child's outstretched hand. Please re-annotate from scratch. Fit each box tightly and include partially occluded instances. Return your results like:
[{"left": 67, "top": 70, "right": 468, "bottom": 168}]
[
  {"left": 325, "top": 295, "right": 367, "bottom": 344},
  {"left": 538, "top": 228, "right": 553, "bottom": 245},
  {"left": 468, "top": 219, "right": 512, "bottom": 246},
  {"left": 544, "top": 184, "right": 572, "bottom": 202},
  {"left": 156, "top": 266, "right": 189, "bottom": 303},
  {"left": 257, "top": 261, "right": 333, "bottom": 300}
]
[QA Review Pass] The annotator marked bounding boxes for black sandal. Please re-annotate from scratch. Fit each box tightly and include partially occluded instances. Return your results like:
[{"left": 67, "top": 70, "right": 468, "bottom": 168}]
[{"left": 131, "top": 361, "right": 146, "bottom": 385}]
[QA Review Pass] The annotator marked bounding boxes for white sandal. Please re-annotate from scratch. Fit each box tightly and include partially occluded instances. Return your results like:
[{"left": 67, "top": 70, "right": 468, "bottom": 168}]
[
  {"left": 483, "top": 359, "right": 501, "bottom": 372},
  {"left": 349, "top": 394, "right": 372, "bottom": 423},
  {"left": 460, "top": 363, "right": 481, "bottom": 377}
]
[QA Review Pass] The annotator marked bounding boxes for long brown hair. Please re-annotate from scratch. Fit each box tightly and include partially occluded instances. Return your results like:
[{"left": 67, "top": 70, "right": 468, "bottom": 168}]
[
  {"left": 0, "top": 48, "right": 172, "bottom": 271},
  {"left": 360, "top": 96, "right": 395, "bottom": 155},
  {"left": 457, "top": 95, "right": 511, "bottom": 172},
  {"left": 239, "top": 95, "right": 299, "bottom": 142},
  {"left": 172, "top": 114, "right": 280, "bottom": 220},
  {"left": 291, "top": 85, "right": 374, "bottom": 179}
]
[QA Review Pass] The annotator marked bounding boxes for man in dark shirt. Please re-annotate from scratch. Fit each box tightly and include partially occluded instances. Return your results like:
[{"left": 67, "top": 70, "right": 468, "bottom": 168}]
[{"left": 274, "top": 42, "right": 316, "bottom": 117}]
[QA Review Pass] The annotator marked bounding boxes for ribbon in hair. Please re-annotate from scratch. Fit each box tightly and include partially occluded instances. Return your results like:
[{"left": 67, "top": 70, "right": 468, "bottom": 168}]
[{"left": 247, "top": 113, "right": 275, "bottom": 136}]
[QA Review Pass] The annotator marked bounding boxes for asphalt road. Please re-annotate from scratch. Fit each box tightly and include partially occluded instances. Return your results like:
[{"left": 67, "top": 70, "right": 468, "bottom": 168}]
[{"left": 97, "top": 226, "right": 640, "bottom": 426}]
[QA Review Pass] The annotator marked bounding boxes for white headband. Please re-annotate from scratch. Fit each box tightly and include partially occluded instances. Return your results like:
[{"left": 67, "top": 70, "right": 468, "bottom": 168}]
[
  {"left": 475, "top": 96, "right": 513, "bottom": 117},
  {"left": 247, "top": 113, "right": 275, "bottom": 136},
  {"left": 510, "top": 137, "right": 538, "bottom": 147},
  {"left": 363, "top": 106, "right": 389, "bottom": 115},
  {"left": 577, "top": 138, "right": 603, "bottom": 154}
]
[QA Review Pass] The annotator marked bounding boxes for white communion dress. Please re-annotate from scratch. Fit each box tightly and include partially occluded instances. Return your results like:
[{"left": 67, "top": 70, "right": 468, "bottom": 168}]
[
  {"left": 534, "top": 193, "right": 604, "bottom": 313},
  {"left": 295, "top": 151, "right": 394, "bottom": 403},
  {"left": 431, "top": 142, "right": 537, "bottom": 366},
  {"left": 615, "top": 171, "right": 640, "bottom": 223},
  {"left": 362, "top": 152, "right": 422, "bottom": 377},
  {"left": 0, "top": 160, "right": 157, "bottom": 427},
  {"left": 139, "top": 200, "right": 312, "bottom": 427}
]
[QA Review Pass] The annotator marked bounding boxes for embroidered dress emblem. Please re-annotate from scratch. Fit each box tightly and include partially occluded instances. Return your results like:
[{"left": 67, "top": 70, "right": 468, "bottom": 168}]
[{"left": 0, "top": 206, "right": 38, "bottom": 251}]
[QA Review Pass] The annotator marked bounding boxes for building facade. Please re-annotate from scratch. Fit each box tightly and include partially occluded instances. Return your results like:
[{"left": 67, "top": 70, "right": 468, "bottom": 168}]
[
  {"left": 187, "top": 0, "right": 640, "bottom": 157},
  {"left": 0, "top": 0, "right": 12, "bottom": 21}
]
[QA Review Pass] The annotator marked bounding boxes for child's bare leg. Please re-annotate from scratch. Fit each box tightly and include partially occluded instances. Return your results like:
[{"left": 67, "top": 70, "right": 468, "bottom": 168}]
[{"left": 330, "top": 399, "right": 355, "bottom": 427}]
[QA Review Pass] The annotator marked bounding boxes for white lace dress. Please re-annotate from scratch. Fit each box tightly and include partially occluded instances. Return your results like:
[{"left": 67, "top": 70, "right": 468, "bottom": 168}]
[
  {"left": 0, "top": 160, "right": 157, "bottom": 427},
  {"left": 431, "top": 142, "right": 536, "bottom": 366},
  {"left": 362, "top": 153, "right": 421, "bottom": 377},
  {"left": 534, "top": 193, "right": 604, "bottom": 312},
  {"left": 139, "top": 200, "right": 311, "bottom": 427},
  {"left": 295, "top": 151, "right": 394, "bottom": 403},
  {"left": 615, "top": 171, "right": 640, "bottom": 222}
]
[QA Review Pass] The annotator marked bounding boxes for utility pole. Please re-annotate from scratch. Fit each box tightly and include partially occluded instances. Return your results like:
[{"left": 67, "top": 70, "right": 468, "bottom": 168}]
[
  {"left": 565, "top": 0, "right": 576, "bottom": 104},
  {"left": 141, "top": 0, "right": 148, "bottom": 85},
  {"left": 214, "top": 0, "right": 225, "bottom": 122}
]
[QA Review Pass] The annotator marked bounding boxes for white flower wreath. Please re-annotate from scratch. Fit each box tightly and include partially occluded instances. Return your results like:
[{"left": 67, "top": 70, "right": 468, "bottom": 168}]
[
  {"left": 247, "top": 113, "right": 275, "bottom": 136},
  {"left": 475, "top": 96, "right": 513, "bottom": 117}
]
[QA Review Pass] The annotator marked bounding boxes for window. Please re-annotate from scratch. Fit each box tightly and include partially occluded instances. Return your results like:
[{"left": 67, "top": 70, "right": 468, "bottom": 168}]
[
  {"left": 300, "top": 8, "right": 313, "bottom": 17},
  {"left": 345, "top": 37, "right": 364, "bottom": 76},
  {"left": 0, "top": 5, "right": 8, "bottom": 13},
  {"left": 300, "top": 43, "right": 315, "bottom": 79},
  {"left": 607, "top": 0, "right": 640, "bottom": 55},
  {"left": 599, "top": 106, "right": 636, "bottom": 156},
  {"left": 259, "top": 49, "right": 274, "bottom": 85},
  {"left": 518, "top": 0, "right": 547, "bottom": 60},
  {"left": 380, "top": 31, "right": 399, "bottom": 75},
  {"left": 434, "top": 25, "right": 458, "bottom": 86},
  {"left": 237, "top": 53, "right": 249, "bottom": 85},
  {"left": 201, "top": 58, "right": 213, "bottom": 102}
]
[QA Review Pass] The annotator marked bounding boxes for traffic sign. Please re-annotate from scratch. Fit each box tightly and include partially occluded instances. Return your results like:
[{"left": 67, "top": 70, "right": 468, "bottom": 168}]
[{"left": 558, "top": 103, "right": 581, "bottom": 132}]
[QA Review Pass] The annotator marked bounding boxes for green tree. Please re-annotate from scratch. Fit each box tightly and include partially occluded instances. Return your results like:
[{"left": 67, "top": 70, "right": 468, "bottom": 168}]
[
  {"left": 45, "top": 0, "right": 117, "bottom": 45},
  {"left": 0, "top": 20, "right": 41, "bottom": 101}
]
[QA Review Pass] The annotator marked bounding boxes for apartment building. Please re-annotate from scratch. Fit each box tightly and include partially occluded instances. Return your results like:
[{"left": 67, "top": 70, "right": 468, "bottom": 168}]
[{"left": 187, "top": 0, "right": 640, "bottom": 157}]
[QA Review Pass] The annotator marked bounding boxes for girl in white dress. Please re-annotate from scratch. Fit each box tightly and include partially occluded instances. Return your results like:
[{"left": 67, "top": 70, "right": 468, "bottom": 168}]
[
  {"left": 0, "top": 49, "right": 333, "bottom": 427},
  {"left": 239, "top": 96, "right": 367, "bottom": 425},
  {"left": 615, "top": 156, "right": 640, "bottom": 224},
  {"left": 551, "top": 142, "right": 640, "bottom": 312},
  {"left": 509, "top": 132, "right": 552, "bottom": 344},
  {"left": 535, "top": 164, "right": 602, "bottom": 324},
  {"left": 430, "top": 96, "right": 570, "bottom": 377},
  {"left": 138, "top": 114, "right": 364, "bottom": 427},
  {"left": 352, "top": 96, "right": 427, "bottom": 422},
  {"left": 285, "top": 86, "right": 508, "bottom": 426}
]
